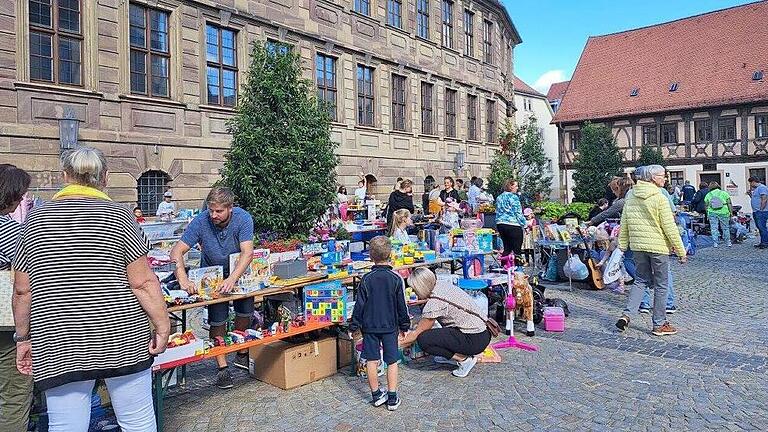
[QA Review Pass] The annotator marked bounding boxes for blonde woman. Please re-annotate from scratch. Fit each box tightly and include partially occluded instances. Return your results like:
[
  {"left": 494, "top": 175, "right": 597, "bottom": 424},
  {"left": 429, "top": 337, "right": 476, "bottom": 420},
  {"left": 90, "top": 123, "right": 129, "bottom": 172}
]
[
  {"left": 390, "top": 209, "right": 412, "bottom": 244},
  {"left": 400, "top": 268, "right": 491, "bottom": 378}
]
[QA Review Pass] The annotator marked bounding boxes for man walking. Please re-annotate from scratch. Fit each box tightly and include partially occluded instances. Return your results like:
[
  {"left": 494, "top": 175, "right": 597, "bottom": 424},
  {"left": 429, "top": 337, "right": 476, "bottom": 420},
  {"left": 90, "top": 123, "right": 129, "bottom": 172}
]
[
  {"left": 616, "top": 165, "right": 686, "bottom": 336},
  {"left": 749, "top": 176, "right": 768, "bottom": 249},
  {"left": 171, "top": 187, "right": 255, "bottom": 389}
]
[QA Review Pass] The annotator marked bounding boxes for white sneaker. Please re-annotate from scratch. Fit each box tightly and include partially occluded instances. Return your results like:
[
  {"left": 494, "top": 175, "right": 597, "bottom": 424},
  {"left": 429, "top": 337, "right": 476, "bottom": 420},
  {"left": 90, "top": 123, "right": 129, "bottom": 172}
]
[
  {"left": 452, "top": 356, "right": 478, "bottom": 378},
  {"left": 713, "top": 243, "right": 719, "bottom": 248},
  {"left": 433, "top": 356, "right": 458, "bottom": 366}
]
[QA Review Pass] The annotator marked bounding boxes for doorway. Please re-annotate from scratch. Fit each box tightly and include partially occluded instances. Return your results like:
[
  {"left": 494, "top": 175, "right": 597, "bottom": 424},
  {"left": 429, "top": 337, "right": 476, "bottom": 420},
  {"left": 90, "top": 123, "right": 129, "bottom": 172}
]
[{"left": 699, "top": 172, "right": 722, "bottom": 187}]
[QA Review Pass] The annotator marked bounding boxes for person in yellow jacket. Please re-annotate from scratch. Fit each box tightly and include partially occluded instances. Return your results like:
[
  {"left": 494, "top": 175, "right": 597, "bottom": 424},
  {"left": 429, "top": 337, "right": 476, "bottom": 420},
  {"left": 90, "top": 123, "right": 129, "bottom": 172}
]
[{"left": 616, "top": 165, "right": 687, "bottom": 336}]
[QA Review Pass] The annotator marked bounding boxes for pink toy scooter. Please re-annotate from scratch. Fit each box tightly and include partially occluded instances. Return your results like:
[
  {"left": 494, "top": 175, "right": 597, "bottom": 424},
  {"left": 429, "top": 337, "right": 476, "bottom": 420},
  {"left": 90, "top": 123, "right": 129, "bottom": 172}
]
[{"left": 491, "top": 254, "right": 538, "bottom": 352}]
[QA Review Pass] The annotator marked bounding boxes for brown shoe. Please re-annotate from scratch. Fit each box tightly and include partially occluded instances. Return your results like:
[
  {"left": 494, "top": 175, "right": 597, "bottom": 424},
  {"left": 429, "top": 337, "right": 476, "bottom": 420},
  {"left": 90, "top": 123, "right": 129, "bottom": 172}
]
[{"left": 652, "top": 323, "right": 678, "bottom": 336}]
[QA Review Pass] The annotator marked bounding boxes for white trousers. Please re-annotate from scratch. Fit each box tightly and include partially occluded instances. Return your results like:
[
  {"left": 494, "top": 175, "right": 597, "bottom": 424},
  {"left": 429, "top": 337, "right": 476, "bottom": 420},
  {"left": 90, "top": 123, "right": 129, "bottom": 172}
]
[{"left": 45, "top": 368, "right": 156, "bottom": 432}]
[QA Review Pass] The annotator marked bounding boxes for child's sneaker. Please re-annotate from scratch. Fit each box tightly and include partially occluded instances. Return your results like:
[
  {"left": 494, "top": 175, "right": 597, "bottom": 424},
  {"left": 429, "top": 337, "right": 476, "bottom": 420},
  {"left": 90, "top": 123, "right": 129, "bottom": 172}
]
[
  {"left": 370, "top": 388, "right": 388, "bottom": 407},
  {"left": 386, "top": 393, "right": 401, "bottom": 411}
]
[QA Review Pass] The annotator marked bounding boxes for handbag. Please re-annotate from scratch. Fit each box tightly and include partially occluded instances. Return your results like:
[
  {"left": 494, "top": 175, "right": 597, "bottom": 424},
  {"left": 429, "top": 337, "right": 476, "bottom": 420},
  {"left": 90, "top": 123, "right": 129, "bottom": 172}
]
[{"left": 429, "top": 295, "right": 501, "bottom": 337}]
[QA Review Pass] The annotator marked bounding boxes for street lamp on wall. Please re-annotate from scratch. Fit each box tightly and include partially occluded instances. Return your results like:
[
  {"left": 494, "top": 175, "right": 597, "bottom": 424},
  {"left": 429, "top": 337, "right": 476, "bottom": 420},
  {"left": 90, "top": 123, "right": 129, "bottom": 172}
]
[
  {"left": 454, "top": 150, "right": 465, "bottom": 176},
  {"left": 58, "top": 108, "right": 80, "bottom": 153}
]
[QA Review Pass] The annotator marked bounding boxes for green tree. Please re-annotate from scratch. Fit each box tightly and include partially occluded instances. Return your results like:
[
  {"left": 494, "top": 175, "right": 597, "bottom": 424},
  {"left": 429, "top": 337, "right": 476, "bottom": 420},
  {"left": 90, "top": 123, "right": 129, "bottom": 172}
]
[
  {"left": 572, "top": 122, "right": 623, "bottom": 203},
  {"left": 221, "top": 42, "right": 338, "bottom": 235},
  {"left": 637, "top": 142, "right": 666, "bottom": 167},
  {"left": 489, "top": 117, "right": 553, "bottom": 201}
]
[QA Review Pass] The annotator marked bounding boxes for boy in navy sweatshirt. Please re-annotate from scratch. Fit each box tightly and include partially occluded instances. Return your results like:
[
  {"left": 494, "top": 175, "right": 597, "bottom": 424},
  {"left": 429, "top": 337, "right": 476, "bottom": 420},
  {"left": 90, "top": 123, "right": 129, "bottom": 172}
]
[{"left": 349, "top": 236, "right": 410, "bottom": 410}]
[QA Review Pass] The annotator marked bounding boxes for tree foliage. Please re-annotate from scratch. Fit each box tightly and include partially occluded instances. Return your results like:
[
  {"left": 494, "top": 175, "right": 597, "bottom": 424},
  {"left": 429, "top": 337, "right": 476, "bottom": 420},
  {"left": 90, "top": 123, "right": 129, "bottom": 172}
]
[
  {"left": 572, "top": 122, "right": 623, "bottom": 203},
  {"left": 221, "top": 42, "right": 338, "bottom": 235},
  {"left": 488, "top": 117, "right": 553, "bottom": 201},
  {"left": 637, "top": 143, "right": 666, "bottom": 167}
]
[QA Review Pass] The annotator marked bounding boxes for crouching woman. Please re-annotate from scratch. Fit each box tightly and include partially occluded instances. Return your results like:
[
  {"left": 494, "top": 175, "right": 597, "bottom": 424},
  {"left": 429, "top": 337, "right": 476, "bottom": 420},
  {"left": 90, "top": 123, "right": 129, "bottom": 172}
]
[{"left": 399, "top": 268, "right": 490, "bottom": 378}]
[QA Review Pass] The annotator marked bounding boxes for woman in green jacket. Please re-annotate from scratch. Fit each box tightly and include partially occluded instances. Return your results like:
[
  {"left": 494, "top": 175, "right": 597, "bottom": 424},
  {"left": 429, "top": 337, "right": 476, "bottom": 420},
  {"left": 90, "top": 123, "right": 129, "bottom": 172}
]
[{"left": 704, "top": 182, "right": 732, "bottom": 248}]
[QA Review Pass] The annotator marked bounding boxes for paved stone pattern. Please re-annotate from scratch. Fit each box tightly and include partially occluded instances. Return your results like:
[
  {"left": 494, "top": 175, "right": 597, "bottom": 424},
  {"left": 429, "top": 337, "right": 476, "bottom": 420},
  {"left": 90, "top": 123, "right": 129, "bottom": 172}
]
[{"left": 163, "top": 244, "right": 768, "bottom": 431}]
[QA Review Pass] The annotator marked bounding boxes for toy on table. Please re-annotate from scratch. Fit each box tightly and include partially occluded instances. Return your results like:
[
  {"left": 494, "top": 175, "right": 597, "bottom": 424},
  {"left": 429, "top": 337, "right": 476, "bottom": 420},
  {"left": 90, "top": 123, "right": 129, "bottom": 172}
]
[
  {"left": 404, "top": 287, "right": 418, "bottom": 302},
  {"left": 166, "top": 330, "right": 196, "bottom": 348},
  {"left": 245, "top": 329, "right": 264, "bottom": 340},
  {"left": 188, "top": 266, "right": 224, "bottom": 298},
  {"left": 228, "top": 331, "right": 245, "bottom": 344},
  {"left": 229, "top": 249, "right": 271, "bottom": 292},
  {"left": 304, "top": 280, "right": 347, "bottom": 323},
  {"left": 278, "top": 305, "right": 293, "bottom": 333},
  {"left": 213, "top": 336, "right": 225, "bottom": 347}
]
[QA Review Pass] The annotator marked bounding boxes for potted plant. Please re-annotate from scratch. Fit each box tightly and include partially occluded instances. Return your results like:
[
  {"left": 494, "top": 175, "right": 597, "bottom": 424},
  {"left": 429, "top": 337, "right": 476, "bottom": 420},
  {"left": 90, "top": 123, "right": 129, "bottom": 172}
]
[{"left": 477, "top": 203, "right": 497, "bottom": 229}]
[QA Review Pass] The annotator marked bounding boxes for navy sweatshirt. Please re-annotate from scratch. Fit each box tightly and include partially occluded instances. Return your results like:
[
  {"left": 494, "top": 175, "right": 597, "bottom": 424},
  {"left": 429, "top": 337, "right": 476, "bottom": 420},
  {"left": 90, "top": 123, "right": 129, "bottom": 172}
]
[{"left": 350, "top": 265, "right": 410, "bottom": 334}]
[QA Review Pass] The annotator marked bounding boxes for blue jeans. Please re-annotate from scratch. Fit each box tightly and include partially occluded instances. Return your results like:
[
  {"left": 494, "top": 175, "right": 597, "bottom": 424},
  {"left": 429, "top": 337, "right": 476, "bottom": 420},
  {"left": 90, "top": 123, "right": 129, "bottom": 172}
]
[
  {"left": 708, "top": 213, "right": 731, "bottom": 245},
  {"left": 623, "top": 249, "right": 637, "bottom": 280},
  {"left": 208, "top": 298, "right": 254, "bottom": 327},
  {"left": 754, "top": 210, "right": 768, "bottom": 246},
  {"left": 640, "top": 266, "right": 676, "bottom": 309}
]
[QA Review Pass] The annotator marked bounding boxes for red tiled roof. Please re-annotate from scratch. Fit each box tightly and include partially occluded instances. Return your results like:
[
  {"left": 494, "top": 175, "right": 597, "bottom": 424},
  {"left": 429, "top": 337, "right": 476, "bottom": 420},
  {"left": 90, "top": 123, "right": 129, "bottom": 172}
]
[
  {"left": 513, "top": 75, "right": 545, "bottom": 98},
  {"left": 552, "top": 1, "right": 768, "bottom": 124},
  {"left": 546, "top": 81, "right": 570, "bottom": 102}
]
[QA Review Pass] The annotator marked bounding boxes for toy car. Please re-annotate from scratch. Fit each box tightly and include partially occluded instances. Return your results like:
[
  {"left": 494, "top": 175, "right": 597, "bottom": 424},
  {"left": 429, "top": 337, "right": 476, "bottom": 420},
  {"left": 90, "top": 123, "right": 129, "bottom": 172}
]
[{"left": 213, "top": 336, "right": 225, "bottom": 347}]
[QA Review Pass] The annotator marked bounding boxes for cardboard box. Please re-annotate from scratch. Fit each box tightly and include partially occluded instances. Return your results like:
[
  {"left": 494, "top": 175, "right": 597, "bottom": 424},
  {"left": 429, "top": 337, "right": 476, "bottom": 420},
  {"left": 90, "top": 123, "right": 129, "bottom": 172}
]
[
  {"left": 249, "top": 337, "right": 337, "bottom": 389},
  {"left": 337, "top": 335, "right": 355, "bottom": 368}
]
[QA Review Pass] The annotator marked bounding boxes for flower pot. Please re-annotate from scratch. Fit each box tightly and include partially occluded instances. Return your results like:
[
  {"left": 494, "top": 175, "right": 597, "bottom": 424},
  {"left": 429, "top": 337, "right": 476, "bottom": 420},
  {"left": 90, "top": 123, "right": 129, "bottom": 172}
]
[{"left": 481, "top": 212, "right": 497, "bottom": 229}]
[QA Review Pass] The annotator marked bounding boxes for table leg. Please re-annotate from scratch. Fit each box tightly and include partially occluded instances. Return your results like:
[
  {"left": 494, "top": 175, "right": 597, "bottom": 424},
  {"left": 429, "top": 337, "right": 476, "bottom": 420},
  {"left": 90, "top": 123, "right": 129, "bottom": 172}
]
[
  {"left": 181, "top": 309, "right": 187, "bottom": 386},
  {"left": 153, "top": 371, "right": 165, "bottom": 431}
]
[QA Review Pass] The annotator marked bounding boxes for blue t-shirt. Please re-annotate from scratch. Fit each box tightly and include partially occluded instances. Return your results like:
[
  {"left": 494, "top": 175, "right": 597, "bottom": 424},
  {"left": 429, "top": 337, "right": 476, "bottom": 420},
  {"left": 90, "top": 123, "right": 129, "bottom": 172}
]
[
  {"left": 180, "top": 207, "right": 254, "bottom": 277},
  {"left": 751, "top": 183, "right": 768, "bottom": 212},
  {"left": 681, "top": 184, "right": 696, "bottom": 202}
]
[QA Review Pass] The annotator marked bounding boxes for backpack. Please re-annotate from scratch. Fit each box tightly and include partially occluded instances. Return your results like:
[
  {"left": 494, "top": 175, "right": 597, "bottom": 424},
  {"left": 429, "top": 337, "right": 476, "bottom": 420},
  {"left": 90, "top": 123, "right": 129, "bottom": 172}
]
[{"left": 710, "top": 195, "right": 724, "bottom": 210}]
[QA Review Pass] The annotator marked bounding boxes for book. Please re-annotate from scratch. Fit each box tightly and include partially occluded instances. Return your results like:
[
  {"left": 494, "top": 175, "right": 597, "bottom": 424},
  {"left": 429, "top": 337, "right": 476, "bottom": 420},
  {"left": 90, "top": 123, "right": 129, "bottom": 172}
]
[
  {"left": 229, "top": 249, "right": 271, "bottom": 292},
  {"left": 188, "top": 266, "right": 223, "bottom": 298}
]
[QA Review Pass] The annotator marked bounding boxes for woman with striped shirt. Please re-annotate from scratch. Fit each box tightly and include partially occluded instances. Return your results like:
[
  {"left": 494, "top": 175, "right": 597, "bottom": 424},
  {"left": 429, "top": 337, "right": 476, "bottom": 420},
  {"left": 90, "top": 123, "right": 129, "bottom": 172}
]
[{"left": 12, "top": 147, "right": 170, "bottom": 432}]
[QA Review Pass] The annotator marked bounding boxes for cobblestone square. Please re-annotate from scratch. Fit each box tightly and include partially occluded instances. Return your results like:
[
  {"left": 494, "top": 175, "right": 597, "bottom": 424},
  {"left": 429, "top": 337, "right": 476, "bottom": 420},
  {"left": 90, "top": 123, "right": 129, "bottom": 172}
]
[{"left": 162, "top": 243, "right": 768, "bottom": 431}]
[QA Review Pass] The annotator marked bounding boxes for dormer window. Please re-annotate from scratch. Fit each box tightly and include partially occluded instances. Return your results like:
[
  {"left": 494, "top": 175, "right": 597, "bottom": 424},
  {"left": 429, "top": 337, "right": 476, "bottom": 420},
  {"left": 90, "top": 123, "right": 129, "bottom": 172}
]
[
  {"left": 754, "top": 70, "right": 764, "bottom": 81},
  {"left": 629, "top": 87, "right": 639, "bottom": 97},
  {"left": 669, "top": 82, "right": 679, "bottom": 92}
]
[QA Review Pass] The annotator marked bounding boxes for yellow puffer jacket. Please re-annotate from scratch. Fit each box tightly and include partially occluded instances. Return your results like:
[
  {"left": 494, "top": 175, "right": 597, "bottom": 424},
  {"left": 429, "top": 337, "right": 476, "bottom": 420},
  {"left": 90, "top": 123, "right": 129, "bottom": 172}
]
[{"left": 619, "top": 181, "right": 686, "bottom": 256}]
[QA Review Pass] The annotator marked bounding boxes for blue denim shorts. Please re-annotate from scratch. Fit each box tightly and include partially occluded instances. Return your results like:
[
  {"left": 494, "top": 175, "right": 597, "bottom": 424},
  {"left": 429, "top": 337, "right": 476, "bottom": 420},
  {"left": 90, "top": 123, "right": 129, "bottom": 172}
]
[
  {"left": 361, "top": 332, "right": 399, "bottom": 365},
  {"left": 207, "top": 299, "right": 254, "bottom": 327}
]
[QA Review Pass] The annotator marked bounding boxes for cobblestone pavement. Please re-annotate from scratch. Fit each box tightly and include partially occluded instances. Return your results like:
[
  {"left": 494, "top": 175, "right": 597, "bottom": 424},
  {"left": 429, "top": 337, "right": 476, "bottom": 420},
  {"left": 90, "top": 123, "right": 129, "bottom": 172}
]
[{"left": 163, "top": 243, "right": 768, "bottom": 431}]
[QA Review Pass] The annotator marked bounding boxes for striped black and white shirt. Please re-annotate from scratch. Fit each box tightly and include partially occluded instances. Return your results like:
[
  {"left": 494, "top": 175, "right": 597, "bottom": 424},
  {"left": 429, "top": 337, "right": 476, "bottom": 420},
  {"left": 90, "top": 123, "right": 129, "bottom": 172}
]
[
  {"left": 13, "top": 199, "right": 153, "bottom": 391},
  {"left": 0, "top": 215, "right": 22, "bottom": 271}
]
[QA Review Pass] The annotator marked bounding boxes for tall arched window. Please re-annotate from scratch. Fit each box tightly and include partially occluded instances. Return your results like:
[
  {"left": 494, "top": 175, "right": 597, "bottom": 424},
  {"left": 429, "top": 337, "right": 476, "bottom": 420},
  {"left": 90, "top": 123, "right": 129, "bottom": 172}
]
[{"left": 137, "top": 170, "right": 170, "bottom": 215}]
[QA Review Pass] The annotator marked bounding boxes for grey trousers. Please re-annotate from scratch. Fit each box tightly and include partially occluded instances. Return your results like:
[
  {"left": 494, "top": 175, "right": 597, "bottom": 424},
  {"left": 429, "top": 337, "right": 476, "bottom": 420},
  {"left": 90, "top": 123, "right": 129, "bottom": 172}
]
[
  {"left": 0, "top": 331, "right": 32, "bottom": 432},
  {"left": 623, "top": 251, "right": 669, "bottom": 328}
]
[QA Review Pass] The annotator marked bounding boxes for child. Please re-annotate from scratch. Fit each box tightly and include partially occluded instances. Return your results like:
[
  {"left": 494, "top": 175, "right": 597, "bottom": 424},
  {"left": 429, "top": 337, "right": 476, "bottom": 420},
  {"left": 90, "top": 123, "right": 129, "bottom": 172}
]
[
  {"left": 521, "top": 208, "right": 537, "bottom": 265},
  {"left": 133, "top": 206, "right": 146, "bottom": 223},
  {"left": 441, "top": 198, "right": 461, "bottom": 231},
  {"left": 390, "top": 209, "right": 412, "bottom": 244},
  {"left": 349, "top": 236, "right": 410, "bottom": 411}
]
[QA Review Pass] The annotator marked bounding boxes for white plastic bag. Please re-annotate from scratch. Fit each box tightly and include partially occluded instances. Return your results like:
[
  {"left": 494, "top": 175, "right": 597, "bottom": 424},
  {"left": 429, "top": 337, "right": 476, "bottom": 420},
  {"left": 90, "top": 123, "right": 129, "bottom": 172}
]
[
  {"left": 602, "top": 249, "right": 624, "bottom": 285},
  {"left": 563, "top": 255, "right": 589, "bottom": 280}
]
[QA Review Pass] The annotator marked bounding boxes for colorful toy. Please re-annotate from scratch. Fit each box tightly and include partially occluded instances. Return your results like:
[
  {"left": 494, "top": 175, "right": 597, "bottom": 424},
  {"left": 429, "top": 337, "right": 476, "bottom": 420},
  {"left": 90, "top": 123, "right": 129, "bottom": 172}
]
[
  {"left": 245, "top": 329, "right": 264, "bottom": 340},
  {"left": 278, "top": 305, "right": 293, "bottom": 333},
  {"left": 228, "top": 332, "right": 245, "bottom": 344},
  {"left": 304, "top": 281, "right": 347, "bottom": 323},
  {"left": 167, "top": 330, "right": 196, "bottom": 348},
  {"left": 213, "top": 336, "right": 225, "bottom": 347},
  {"left": 543, "top": 306, "right": 566, "bottom": 332},
  {"left": 511, "top": 271, "right": 536, "bottom": 337},
  {"left": 491, "top": 335, "right": 538, "bottom": 352}
]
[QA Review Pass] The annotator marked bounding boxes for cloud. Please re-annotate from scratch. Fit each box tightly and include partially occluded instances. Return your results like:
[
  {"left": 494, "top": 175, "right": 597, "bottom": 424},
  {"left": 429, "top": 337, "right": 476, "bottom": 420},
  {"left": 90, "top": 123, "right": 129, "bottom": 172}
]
[{"left": 532, "top": 70, "right": 567, "bottom": 94}]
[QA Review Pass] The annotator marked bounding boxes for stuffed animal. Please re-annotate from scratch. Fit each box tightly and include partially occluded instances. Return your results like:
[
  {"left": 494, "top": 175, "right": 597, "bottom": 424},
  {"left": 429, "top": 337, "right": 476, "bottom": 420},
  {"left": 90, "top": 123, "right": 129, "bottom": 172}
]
[{"left": 512, "top": 271, "right": 536, "bottom": 337}]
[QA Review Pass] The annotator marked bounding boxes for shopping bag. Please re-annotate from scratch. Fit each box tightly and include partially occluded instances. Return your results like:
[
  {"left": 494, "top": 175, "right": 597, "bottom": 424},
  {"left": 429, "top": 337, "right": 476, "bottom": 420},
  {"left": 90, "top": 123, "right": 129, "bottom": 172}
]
[
  {"left": 602, "top": 249, "right": 624, "bottom": 285},
  {"left": 563, "top": 255, "right": 588, "bottom": 281}
]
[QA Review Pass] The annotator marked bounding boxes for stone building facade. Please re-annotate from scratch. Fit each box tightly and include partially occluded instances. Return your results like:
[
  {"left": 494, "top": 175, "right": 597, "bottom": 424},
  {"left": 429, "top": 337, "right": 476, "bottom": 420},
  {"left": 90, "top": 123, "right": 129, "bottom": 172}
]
[
  {"left": 553, "top": 2, "right": 768, "bottom": 210},
  {"left": 0, "top": 0, "right": 519, "bottom": 213}
]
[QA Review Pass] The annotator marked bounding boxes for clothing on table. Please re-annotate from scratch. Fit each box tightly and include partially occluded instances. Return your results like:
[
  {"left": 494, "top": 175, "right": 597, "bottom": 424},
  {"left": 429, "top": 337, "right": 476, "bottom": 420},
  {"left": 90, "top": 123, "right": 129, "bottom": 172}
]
[
  {"left": 498, "top": 224, "right": 524, "bottom": 258},
  {"left": 385, "top": 190, "right": 415, "bottom": 223},
  {"left": 468, "top": 185, "right": 482, "bottom": 212},
  {"left": 392, "top": 227, "right": 410, "bottom": 244},
  {"left": 690, "top": 187, "right": 710, "bottom": 213},
  {"left": 354, "top": 187, "right": 367, "bottom": 202},
  {"left": 704, "top": 189, "right": 731, "bottom": 218},
  {"left": 417, "top": 328, "right": 490, "bottom": 359},
  {"left": 349, "top": 265, "right": 409, "bottom": 334},
  {"left": 44, "top": 369, "right": 155, "bottom": 432},
  {"left": 180, "top": 207, "right": 254, "bottom": 277},
  {"left": 754, "top": 211, "right": 768, "bottom": 246},
  {"left": 708, "top": 214, "right": 731, "bottom": 246},
  {"left": 750, "top": 183, "right": 768, "bottom": 212},
  {"left": 421, "top": 282, "right": 487, "bottom": 334},
  {"left": 589, "top": 198, "right": 625, "bottom": 226},
  {"left": 155, "top": 200, "right": 175, "bottom": 217},
  {"left": 623, "top": 251, "right": 670, "bottom": 328},
  {"left": 1, "top": 331, "right": 33, "bottom": 432},
  {"left": 495, "top": 192, "right": 526, "bottom": 227},
  {"left": 13, "top": 199, "right": 152, "bottom": 392},
  {"left": 0, "top": 215, "right": 21, "bottom": 271},
  {"left": 439, "top": 189, "right": 461, "bottom": 204},
  {"left": 618, "top": 181, "right": 685, "bottom": 256},
  {"left": 681, "top": 184, "right": 696, "bottom": 203}
]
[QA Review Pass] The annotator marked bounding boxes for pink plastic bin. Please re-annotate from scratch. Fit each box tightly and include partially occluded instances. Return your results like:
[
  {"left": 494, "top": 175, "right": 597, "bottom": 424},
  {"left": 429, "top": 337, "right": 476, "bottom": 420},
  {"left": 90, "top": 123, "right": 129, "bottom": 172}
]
[{"left": 544, "top": 307, "right": 565, "bottom": 332}]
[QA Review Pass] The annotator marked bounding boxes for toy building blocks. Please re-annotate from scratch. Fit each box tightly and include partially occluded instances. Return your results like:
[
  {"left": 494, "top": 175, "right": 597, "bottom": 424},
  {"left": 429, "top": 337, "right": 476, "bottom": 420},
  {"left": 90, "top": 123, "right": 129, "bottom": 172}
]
[{"left": 304, "top": 281, "right": 347, "bottom": 323}]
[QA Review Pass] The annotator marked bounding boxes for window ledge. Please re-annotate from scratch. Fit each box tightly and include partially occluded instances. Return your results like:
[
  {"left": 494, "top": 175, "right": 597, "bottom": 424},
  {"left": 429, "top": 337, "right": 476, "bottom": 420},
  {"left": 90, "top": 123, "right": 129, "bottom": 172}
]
[
  {"left": 356, "top": 125, "right": 383, "bottom": 132},
  {"left": 385, "top": 24, "right": 409, "bottom": 37},
  {"left": 444, "top": 136, "right": 461, "bottom": 142},
  {"left": 350, "top": 10, "right": 381, "bottom": 26},
  {"left": 199, "top": 104, "right": 236, "bottom": 114},
  {"left": 389, "top": 129, "right": 412, "bottom": 137},
  {"left": 442, "top": 46, "right": 461, "bottom": 55},
  {"left": 467, "top": 139, "right": 482, "bottom": 144},
  {"left": 418, "top": 133, "right": 440, "bottom": 139},
  {"left": 14, "top": 81, "right": 104, "bottom": 98},
  {"left": 119, "top": 94, "right": 187, "bottom": 108},
  {"left": 416, "top": 35, "right": 438, "bottom": 48}
]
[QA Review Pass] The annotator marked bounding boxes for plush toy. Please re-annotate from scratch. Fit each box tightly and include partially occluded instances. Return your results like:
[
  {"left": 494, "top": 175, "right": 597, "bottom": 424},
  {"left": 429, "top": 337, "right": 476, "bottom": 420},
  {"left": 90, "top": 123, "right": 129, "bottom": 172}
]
[{"left": 512, "top": 271, "right": 536, "bottom": 337}]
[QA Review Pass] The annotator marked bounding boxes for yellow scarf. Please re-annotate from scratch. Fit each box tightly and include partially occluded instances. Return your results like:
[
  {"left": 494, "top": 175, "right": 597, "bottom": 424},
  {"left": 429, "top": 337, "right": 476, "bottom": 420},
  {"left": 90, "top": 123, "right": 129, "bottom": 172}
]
[{"left": 52, "top": 184, "right": 112, "bottom": 201}]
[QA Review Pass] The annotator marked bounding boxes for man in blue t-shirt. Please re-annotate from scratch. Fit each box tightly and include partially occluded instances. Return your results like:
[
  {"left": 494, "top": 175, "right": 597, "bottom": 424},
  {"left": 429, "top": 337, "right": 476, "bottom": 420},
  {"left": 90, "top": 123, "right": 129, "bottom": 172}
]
[
  {"left": 681, "top": 180, "right": 696, "bottom": 206},
  {"left": 171, "top": 186, "right": 254, "bottom": 389},
  {"left": 748, "top": 177, "right": 768, "bottom": 249}
]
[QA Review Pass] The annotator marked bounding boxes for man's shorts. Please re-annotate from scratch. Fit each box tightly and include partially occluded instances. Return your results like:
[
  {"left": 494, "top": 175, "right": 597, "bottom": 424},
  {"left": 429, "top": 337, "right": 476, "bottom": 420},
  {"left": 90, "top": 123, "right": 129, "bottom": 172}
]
[{"left": 361, "top": 332, "right": 399, "bottom": 365}]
